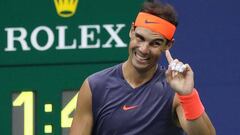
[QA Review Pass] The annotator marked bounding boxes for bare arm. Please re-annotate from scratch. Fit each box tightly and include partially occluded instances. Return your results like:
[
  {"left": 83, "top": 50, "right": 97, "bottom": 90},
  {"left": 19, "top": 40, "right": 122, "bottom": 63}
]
[
  {"left": 173, "top": 95, "right": 216, "bottom": 135},
  {"left": 165, "top": 50, "right": 216, "bottom": 135},
  {"left": 69, "top": 79, "right": 93, "bottom": 135}
]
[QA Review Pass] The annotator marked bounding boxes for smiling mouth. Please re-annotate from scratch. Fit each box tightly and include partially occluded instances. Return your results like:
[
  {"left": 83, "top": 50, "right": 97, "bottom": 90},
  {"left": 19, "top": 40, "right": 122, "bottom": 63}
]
[{"left": 134, "top": 52, "right": 150, "bottom": 63}]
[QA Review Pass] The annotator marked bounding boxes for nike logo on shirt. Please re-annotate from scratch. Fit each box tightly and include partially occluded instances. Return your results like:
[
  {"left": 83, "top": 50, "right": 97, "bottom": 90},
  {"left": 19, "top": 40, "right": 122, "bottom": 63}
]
[{"left": 122, "top": 105, "right": 138, "bottom": 111}]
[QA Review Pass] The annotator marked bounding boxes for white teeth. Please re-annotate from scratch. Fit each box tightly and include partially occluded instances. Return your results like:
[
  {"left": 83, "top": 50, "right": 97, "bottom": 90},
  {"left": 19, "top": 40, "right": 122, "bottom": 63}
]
[{"left": 136, "top": 53, "right": 148, "bottom": 60}]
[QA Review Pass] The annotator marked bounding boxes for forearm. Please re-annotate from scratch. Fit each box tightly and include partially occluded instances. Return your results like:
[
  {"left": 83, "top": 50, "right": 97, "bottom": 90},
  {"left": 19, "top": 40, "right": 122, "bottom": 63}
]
[
  {"left": 175, "top": 90, "right": 216, "bottom": 135},
  {"left": 179, "top": 112, "right": 216, "bottom": 135}
]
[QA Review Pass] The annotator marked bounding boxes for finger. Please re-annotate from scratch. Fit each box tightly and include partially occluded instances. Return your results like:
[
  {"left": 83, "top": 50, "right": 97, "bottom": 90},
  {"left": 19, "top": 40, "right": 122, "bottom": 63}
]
[
  {"left": 172, "top": 70, "right": 175, "bottom": 78},
  {"left": 185, "top": 64, "right": 191, "bottom": 70},
  {"left": 174, "top": 62, "right": 183, "bottom": 72},
  {"left": 175, "top": 62, "right": 186, "bottom": 73},
  {"left": 169, "top": 59, "right": 178, "bottom": 70},
  {"left": 184, "top": 64, "right": 194, "bottom": 74},
  {"left": 165, "top": 50, "right": 174, "bottom": 64},
  {"left": 170, "top": 60, "right": 187, "bottom": 73},
  {"left": 165, "top": 68, "right": 172, "bottom": 79},
  {"left": 172, "top": 71, "right": 181, "bottom": 78},
  {"left": 179, "top": 64, "right": 187, "bottom": 72}
]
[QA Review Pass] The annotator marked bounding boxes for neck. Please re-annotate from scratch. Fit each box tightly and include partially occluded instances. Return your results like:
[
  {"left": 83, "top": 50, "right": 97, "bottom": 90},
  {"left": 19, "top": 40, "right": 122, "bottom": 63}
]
[{"left": 122, "top": 60, "right": 158, "bottom": 89}]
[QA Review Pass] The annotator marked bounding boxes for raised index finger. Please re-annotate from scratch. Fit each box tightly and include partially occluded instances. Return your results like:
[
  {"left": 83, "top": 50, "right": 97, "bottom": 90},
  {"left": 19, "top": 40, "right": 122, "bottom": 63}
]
[{"left": 165, "top": 50, "right": 174, "bottom": 64}]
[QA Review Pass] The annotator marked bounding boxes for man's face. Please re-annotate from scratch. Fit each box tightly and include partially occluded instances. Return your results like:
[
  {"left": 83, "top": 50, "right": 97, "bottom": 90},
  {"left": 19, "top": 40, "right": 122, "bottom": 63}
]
[{"left": 128, "top": 26, "right": 170, "bottom": 72}]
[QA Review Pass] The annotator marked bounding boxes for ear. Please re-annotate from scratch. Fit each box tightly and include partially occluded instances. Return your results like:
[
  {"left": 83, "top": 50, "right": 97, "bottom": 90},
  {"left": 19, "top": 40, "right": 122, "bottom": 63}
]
[
  {"left": 129, "top": 22, "right": 135, "bottom": 38},
  {"left": 164, "top": 38, "right": 174, "bottom": 51}
]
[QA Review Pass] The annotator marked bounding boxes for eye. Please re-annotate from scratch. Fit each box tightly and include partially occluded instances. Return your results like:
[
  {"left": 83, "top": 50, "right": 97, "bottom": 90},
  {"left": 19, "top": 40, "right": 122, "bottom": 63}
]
[
  {"left": 135, "top": 33, "right": 145, "bottom": 42},
  {"left": 154, "top": 42, "right": 161, "bottom": 45},
  {"left": 150, "top": 41, "right": 163, "bottom": 47},
  {"left": 136, "top": 36, "right": 144, "bottom": 42}
]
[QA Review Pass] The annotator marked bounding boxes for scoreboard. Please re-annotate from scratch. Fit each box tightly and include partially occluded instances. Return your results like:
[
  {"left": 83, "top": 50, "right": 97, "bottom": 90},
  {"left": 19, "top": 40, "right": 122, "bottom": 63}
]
[
  {"left": 9, "top": 63, "right": 116, "bottom": 135},
  {"left": 0, "top": 0, "right": 143, "bottom": 134}
]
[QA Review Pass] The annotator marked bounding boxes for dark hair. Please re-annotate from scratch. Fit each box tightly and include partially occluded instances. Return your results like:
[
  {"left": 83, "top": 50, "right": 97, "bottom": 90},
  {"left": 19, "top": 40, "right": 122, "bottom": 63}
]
[{"left": 140, "top": 1, "right": 178, "bottom": 26}]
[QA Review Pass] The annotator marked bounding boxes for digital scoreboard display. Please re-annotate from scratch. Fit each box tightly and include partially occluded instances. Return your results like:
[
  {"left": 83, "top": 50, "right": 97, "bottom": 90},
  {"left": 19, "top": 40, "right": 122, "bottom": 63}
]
[
  {"left": 12, "top": 91, "right": 78, "bottom": 135},
  {"left": 6, "top": 63, "right": 119, "bottom": 135}
]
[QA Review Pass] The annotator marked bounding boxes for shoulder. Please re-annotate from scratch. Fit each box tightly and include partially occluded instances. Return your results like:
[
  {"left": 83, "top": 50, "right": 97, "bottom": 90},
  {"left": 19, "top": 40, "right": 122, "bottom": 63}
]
[
  {"left": 87, "top": 64, "right": 122, "bottom": 90},
  {"left": 88, "top": 64, "right": 121, "bottom": 82}
]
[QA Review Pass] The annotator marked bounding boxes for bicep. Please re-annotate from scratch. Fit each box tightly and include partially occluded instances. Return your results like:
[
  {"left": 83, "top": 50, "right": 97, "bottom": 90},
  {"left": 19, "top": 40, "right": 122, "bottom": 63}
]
[{"left": 69, "top": 79, "right": 93, "bottom": 135}]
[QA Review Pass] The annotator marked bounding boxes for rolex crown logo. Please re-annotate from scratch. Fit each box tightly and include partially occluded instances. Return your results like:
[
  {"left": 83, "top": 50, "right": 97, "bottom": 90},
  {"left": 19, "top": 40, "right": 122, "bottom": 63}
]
[{"left": 54, "top": 0, "right": 79, "bottom": 18}]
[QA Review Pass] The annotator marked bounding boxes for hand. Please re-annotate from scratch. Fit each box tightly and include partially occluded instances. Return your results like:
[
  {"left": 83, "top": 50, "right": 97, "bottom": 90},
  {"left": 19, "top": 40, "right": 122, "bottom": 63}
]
[{"left": 165, "top": 50, "right": 194, "bottom": 95}]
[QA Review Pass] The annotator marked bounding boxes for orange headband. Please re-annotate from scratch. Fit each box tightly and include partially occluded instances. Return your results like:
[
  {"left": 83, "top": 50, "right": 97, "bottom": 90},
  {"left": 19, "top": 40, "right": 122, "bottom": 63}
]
[{"left": 134, "top": 12, "right": 176, "bottom": 40}]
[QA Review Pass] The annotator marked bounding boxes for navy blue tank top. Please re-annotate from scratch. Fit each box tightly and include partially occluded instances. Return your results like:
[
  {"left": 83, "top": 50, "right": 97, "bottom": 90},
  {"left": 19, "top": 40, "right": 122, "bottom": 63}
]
[{"left": 88, "top": 64, "right": 186, "bottom": 135}]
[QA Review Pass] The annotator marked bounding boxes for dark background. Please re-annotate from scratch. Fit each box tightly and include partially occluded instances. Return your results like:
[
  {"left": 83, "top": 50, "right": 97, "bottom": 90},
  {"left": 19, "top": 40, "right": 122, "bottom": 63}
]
[{"left": 159, "top": 0, "right": 240, "bottom": 134}]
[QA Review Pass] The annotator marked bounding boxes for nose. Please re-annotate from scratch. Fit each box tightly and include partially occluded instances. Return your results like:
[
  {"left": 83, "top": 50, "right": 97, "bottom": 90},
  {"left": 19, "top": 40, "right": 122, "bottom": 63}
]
[{"left": 139, "top": 42, "right": 150, "bottom": 55}]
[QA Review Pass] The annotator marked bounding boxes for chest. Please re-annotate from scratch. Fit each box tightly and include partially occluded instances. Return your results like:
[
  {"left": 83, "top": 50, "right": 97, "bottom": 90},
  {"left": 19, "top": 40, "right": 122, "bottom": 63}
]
[{"left": 93, "top": 81, "right": 174, "bottom": 133}]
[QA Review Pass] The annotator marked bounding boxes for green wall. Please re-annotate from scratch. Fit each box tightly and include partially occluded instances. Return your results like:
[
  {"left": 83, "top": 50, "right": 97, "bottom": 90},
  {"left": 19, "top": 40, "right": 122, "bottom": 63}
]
[{"left": 0, "top": 0, "right": 144, "bottom": 134}]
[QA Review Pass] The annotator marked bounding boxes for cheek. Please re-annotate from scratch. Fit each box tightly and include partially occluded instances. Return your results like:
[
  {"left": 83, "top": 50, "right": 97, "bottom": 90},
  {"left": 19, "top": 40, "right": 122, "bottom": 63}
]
[
  {"left": 128, "top": 40, "right": 135, "bottom": 55},
  {"left": 129, "top": 40, "right": 139, "bottom": 52},
  {"left": 151, "top": 49, "right": 162, "bottom": 58},
  {"left": 129, "top": 39, "right": 137, "bottom": 47}
]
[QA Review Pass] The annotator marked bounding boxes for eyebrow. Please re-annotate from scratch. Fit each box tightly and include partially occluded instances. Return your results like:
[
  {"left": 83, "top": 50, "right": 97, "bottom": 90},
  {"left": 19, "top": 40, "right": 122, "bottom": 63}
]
[
  {"left": 135, "top": 32, "right": 145, "bottom": 41},
  {"left": 135, "top": 32, "right": 165, "bottom": 43},
  {"left": 152, "top": 38, "right": 164, "bottom": 43}
]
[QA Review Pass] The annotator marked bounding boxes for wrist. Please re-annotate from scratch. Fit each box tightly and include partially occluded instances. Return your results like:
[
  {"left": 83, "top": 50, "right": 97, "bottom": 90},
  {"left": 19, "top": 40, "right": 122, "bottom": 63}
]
[
  {"left": 177, "top": 89, "right": 193, "bottom": 95},
  {"left": 177, "top": 88, "right": 205, "bottom": 120}
]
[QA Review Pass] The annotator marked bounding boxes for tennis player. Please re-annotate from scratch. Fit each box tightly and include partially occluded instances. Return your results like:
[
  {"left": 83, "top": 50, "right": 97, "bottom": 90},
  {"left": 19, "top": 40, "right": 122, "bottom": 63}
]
[{"left": 69, "top": 1, "right": 216, "bottom": 135}]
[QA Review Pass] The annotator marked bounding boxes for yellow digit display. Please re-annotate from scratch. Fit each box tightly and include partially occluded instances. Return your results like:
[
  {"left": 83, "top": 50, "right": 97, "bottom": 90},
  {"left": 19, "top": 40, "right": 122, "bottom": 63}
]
[
  {"left": 12, "top": 91, "right": 34, "bottom": 135},
  {"left": 12, "top": 90, "right": 78, "bottom": 135},
  {"left": 61, "top": 92, "right": 78, "bottom": 128}
]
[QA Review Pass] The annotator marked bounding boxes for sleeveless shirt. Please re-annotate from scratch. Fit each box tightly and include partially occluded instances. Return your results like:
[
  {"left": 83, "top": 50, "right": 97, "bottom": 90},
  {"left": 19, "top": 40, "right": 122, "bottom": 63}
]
[{"left": 88, "top": 64, "right": 186, "bottom": 135}]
